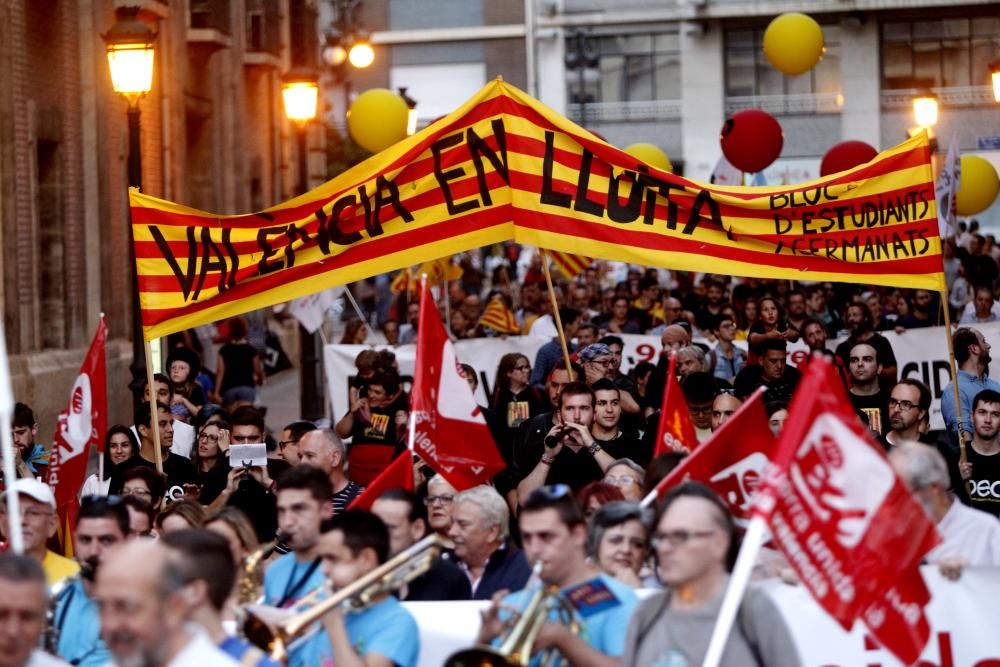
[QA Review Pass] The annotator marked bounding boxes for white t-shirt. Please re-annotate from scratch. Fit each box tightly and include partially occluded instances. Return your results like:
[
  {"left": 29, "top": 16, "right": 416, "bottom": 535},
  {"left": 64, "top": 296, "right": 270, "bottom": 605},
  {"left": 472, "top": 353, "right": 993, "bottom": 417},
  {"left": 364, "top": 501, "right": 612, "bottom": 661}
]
[
  {"left": 78, "top": 474, "right": 111, "bottom": 498},
  {"left": 27, "top": 650, "right": 70, "bottom": 666},
  {"left": 165, "top": 629, "right": 239, "bottom": 667},
  {"left": 926, "top": 499, "right": 1000, "bottom": 567}
]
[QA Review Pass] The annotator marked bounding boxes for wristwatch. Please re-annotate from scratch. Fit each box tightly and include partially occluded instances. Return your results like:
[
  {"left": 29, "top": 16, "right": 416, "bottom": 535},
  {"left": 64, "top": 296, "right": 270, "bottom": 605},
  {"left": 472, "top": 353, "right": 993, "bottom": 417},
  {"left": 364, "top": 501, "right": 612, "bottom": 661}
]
[{"left": 587, "top": 442, "right": 602, "bottom": 456}]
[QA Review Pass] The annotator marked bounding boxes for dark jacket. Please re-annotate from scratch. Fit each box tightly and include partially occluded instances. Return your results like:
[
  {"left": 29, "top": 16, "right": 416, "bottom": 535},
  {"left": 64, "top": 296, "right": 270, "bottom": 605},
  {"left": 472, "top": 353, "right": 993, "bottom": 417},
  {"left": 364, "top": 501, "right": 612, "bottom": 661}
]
[
  {"left": 403, "top": 553, "right": 472, "bottom": 601},
  {"left": 468, "top": 540, "right": 533, "bottom": 601}
]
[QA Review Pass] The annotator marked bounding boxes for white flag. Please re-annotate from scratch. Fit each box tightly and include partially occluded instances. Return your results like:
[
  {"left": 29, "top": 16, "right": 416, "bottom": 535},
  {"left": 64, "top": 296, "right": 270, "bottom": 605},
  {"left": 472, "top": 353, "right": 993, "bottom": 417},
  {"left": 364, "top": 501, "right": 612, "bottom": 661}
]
[
  {"left": 288, "top": 287, "right": 344, "bottom": 333},
  {"left": 936, "top": 135, "right": 961, "bottom": 238}
]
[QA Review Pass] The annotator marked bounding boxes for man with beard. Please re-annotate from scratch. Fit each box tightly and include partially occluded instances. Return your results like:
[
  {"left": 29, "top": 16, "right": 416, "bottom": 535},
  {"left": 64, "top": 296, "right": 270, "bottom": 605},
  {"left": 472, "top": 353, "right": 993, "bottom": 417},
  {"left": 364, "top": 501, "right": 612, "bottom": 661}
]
[
  {"left": 833, "top": 303, "right": 898, "bottom": 388},
  {"left": 96, "top": 540, "right": 236, "bottom": 667},
  {"left": 516, "top": 383, "right": 618, "bottom": 503},
  {"left": 941, "top": 328, "right": 1000, "bottom": 439},
  {"left": 785, "top": 290, "right": 808, "bottom": 333},
  {"left": 847, "top": 343, "right": 890, "bottom": 436},
  {"left": 52, "top": 496, "right": 130, "bottom": 667},
  {"left": 509, "top": 361, "right": 584, "bottom": 483},
  {"left": 800, "top": 318, "right": 849, "bottom": 386},
  {"left": 733, "top": 340, "right": 801, "bottom": 405},
  {"left": 0, "top": 554, "right": 69, "bottom": 667},
  {"left": 884, "top": 379, "right": 936, "bottom": 449}
]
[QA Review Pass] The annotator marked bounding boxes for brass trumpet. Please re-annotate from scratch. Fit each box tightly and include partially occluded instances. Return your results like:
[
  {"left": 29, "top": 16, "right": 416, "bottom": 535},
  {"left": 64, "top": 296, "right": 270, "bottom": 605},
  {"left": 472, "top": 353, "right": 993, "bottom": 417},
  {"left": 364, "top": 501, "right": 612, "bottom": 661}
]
[
  {"left": 242, "top": 533, "right": 444, "bottom": 663},
  {"left": 444, "top": 561, "right": 580, "bottom": 667}
]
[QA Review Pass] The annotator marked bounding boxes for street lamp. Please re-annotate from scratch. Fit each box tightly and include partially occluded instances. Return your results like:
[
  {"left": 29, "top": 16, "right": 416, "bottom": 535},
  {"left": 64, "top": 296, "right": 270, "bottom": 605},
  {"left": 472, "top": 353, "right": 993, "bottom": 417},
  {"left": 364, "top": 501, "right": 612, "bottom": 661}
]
[
  {"left": 104, "top": 6, "right": 156, "bottom": 406},
  {"left": 282, "top": 70, "right": 324, "bottom": 421},
  {"left": 347, "top": 38, "right": 375, "bottom": 68},
  {"left": 991, "top": 61, "right": 1000, "bottom": 104},
  {"left": 398, "top": 87, "right": 418, "bottom": 136},
  {"left": 912, "top": 92, "right": 938, "bottom": 129}
]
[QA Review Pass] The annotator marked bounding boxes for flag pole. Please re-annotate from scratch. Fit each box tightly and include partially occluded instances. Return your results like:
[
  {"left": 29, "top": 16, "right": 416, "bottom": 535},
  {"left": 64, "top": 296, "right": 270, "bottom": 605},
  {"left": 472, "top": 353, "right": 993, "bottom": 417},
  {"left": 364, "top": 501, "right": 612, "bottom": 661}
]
[
  {"left": 0, "top": 327, "right": 25, "bottom": 553},
  {"left": 343, "top": 284, "right": 369, "bottom": 327},
  {"left": 540, "top": 249, "right": 575, "bottom": 381},
  {"left": 408, "top": 274, "right": 428, "bottom": 453},
  {"left": 701, "top": 515, "right": 768, "bottom": 667},
  {"left": 940, "top": 289, "right": 968, "bottom": 467},
  {"left": 143, "top": 340, "right": 164, "bottom": 474}
]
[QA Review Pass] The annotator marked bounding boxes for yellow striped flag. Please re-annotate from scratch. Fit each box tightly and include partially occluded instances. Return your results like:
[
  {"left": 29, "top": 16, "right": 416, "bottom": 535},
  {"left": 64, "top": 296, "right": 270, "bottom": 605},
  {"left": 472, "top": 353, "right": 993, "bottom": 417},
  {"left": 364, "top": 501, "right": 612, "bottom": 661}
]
[
  {"left": 547, "top": 249, "right": 593, "bottom": 280},
  {"left": 479, "top": 296, "right": 520, "bottom": 334},
  {"left": 128, "top": 80, "right": 943, "bottom": 340},
  {"left": 390, "top": 267, "right": 413, "bottom": 293}
]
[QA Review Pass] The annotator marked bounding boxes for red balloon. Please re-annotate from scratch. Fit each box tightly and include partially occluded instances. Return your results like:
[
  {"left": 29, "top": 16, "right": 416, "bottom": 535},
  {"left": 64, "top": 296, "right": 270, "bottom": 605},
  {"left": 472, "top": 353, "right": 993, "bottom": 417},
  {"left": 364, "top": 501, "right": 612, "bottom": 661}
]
[
  {"left": 820, "top": 140, "right": 878, "bottom": 176},
  {"left": 719, "top": 110, "right": 783, "bottom": 174}
]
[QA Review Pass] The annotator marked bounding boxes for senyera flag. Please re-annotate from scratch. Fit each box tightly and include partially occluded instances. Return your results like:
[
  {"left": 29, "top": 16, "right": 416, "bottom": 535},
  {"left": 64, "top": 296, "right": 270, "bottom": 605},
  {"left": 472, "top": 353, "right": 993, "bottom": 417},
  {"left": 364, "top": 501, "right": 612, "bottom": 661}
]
[
  {"left": 643, "top": 388, "right": 772, "bottom": 522},
  {"left": 410, "top": 281, "right": 506, "bottom": 490},
  {"left": 348, "top": 451, "right": 415, "bottom": 511},
  {"left": 652, "top": 353, "right": 698, "bottom": 457},
  {"left": 752, "top": 354, "right": 939, "bottom": 664},
  {"left": 46, "top": 316, "right": 107, "bottom": 555}
]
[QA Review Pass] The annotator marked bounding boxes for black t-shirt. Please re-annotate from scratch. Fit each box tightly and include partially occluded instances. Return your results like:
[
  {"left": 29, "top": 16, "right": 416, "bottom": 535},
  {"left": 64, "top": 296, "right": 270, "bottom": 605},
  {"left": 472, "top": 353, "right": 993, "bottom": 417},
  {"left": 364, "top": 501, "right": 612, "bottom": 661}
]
[
  {"left": 963, "top": 445, "right": 1000, "bottom": 517},
  {"left": 733, "top": 365, "right": 801, "bottom": 404},
  {"left": 219, "top": 342, "right": 258, "bottom": 392},
  {"left": 594, "top": 429, "right": 648, "bottom": 467},
  {"left": 510, "top": 412, "right": 603, "bottom": 492},
  {"left": 849, "top": 389, "right": 890, "bottom": 436},
  {"left": 834, "top": 332, "right": 898, "bottom": 375},
  {"left": 110, "top": 452, "right": 199, "bottom": 494}
]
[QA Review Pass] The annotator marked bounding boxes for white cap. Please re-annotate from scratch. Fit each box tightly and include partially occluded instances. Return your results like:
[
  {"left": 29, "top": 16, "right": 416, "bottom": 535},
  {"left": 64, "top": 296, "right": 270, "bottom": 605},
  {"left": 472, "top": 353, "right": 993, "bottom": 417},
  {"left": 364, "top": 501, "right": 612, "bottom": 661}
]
[{"left": 6, "top": 478, "right": 56, "bottom": 509}]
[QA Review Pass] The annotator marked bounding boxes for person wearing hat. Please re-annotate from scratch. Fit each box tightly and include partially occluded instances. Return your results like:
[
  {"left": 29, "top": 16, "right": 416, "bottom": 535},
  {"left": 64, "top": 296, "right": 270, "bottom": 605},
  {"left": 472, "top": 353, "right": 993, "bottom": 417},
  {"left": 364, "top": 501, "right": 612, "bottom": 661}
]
[
  {"left": 579, "top": 343, "right": 617, "bottom": 386},
  {"left": 166, "top": 346, "right": 206, "bottom": 420},
  {"left": 1, "top": 479, "right": 79, "bottom": 585}
]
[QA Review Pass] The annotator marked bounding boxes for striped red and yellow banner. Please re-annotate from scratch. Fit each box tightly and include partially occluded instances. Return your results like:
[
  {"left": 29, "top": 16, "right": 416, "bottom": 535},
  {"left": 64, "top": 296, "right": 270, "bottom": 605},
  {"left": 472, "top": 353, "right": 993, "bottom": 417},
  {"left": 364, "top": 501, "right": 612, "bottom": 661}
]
[
  {"left": 479, "top": 296, "right": 520, "bottom": 334},
  {"left": 130, "top": 80, "right": 944, "bottom": 340},
  {"left": 547, "top": 250, "right": 593, "bottom": 280}
]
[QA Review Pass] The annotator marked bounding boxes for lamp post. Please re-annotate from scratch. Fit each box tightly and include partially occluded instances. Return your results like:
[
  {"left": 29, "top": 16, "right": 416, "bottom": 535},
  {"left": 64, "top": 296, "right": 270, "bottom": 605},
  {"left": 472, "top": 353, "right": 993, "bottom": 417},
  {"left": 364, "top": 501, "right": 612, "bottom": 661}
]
[
  {"left": 104, "top": 6, "right": 156, "bottom": 407},
  {"left": 564, "top": 29, "right": 599, "bottom": 128},
  {"left": 282, "top": 70, "right": 323, "bottom": 421},
  {"left": 912, "top": 92, "right": 939, "bottom": 130},
  {"left": 398, "top": 87, "right": 418, "bottom": 136}
]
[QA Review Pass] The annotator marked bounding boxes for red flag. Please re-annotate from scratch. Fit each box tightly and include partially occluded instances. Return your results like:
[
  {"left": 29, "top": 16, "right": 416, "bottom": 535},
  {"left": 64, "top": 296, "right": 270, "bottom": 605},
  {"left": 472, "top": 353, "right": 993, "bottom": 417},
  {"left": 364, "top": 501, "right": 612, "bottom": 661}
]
[
  {"left": 410, "top": 281, "right": 506, "bottom": 490},
  {"left": 46, "top": 316, "right": 107, "bottom": 555},
  {"left": 348, "top": 452, "right": 415, "bottom": 511},
  {"left": 652, "top": 353, "right": 698, "bottom": 457},
  {"left": 647, "top": 389, "right": 772, "bottom": 522},
  {"left": 752, "top": 354, "right": 939, "bottom": 664}
]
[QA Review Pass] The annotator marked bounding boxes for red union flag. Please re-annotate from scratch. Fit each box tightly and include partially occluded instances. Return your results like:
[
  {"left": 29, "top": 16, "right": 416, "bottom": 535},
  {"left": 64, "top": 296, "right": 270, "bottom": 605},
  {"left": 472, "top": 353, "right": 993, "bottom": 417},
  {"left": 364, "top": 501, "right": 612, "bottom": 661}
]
[
  {"left": 46, "top": 316, "right": 107, "bottom": 554},
  {"left": 753, "top": 354, "right": 939, "bottom": 664},
  {"left": 410, "top": 282, "right": 505, "bottom": 490},
  {"left": 652, "top": 353, "right": 698, "bottom": 457},
  {"left": 647, "top": 389, "right": 772, "bottom": 522}
]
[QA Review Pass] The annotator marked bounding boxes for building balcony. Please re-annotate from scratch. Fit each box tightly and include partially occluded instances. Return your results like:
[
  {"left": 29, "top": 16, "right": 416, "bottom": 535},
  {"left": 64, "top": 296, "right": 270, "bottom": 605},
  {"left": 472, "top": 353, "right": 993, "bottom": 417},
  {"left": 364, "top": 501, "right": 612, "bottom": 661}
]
[
  {"left": 724, "top": 92, "right": 843, "bottom": 115},
  {"left": 188, "top": 0, "right": 232, "bottom": 54},
  {"left": 880, "top": 85, "right": 995, "bottom": 110},
  {"left": 245, "top": 0, "right": 282, "bottom": 68},
  {"left": 567, "top": 99, "right": 682, "bottom": 124}
]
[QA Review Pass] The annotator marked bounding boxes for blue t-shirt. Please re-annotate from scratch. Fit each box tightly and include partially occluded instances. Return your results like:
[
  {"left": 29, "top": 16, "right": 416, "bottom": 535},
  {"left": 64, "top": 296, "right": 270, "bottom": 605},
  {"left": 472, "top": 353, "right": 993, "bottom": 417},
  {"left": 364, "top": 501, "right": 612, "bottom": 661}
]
[
  {"left": 220, "top": 636, "right": 284, "bottom": 667},
  {"left": 54, "top": 578, "right": 109, "bottom": 667},
  {"left": 262, "top": 552, "right": 325, "bottom": 608},
  {"left": 291, "top": 596, "right": 420, "bottom": 667},
  {"left": 499, "top": 573, "right": 638, "bottom": 664}
]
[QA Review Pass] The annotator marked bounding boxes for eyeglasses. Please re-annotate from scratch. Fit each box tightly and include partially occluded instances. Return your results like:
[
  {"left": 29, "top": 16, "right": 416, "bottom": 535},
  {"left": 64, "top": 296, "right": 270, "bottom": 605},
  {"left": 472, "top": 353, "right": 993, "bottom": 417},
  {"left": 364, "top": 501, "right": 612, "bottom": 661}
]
[
  {"left": 278, "top": 439, "right": 300, "bottom": 450},
  {"left": 888, "top": 399, "right": 918, "bottom": 411},
  {"left": 651, "top": 529, "right": 716, "bottom": 548},
  {"left": 603, "top": 475, "right": 639, "bottom": 487},
  {"left": 587, "top": 359, "right": 614, "bottom": 368},
  {"left": 21, "top": 507, "right": 54, "bottom": 521},
  {"left": 197, "top": 433, "right": 219, "bottom": 443},
  {"left": 122, "top": 487, "right": 152, "bottom": 498},
  {"left": 424, "top": 494, "right": 455, "bottom": 507}
]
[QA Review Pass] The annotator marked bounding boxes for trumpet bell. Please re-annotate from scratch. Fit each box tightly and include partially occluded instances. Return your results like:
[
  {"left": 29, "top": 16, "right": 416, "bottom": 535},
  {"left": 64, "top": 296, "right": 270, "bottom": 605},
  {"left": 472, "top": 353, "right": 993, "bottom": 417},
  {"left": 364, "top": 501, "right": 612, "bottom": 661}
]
[{"left": 444, "top": 647, "right": 523, "bottom": 667}]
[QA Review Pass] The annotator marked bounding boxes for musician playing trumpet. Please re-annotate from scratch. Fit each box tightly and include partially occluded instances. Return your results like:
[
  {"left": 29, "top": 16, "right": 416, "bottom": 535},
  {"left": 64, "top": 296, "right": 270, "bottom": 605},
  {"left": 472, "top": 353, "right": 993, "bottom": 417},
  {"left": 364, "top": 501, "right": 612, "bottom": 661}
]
[
  {"left": 475, "top": 485, "right": 638, "bottom": 667},
  {"left": 295, "top": 511, "right": 420, "bottom": 667}
]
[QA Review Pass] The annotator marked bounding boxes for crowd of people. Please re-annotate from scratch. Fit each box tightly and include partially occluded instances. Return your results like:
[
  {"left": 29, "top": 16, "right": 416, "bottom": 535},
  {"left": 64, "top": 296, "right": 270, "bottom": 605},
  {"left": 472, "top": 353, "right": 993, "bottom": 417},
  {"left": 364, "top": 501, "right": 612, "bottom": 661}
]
[{"left": 3, "top": 237, "right": 1000, "bottom": 667}]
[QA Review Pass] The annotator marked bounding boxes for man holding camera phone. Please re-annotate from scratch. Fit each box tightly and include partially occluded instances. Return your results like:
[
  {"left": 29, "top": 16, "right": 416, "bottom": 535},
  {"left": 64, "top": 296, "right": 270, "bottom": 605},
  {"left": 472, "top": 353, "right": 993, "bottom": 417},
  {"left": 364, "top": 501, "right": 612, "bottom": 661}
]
[{"left": 516, "top": 382, "right": 617, "bottom": 505}]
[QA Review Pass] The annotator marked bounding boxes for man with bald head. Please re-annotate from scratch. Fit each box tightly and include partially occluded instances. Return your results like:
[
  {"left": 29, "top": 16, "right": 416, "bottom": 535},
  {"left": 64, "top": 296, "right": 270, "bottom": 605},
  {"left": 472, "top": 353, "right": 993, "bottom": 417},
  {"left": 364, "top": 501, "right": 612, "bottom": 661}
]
[
  {"left": 96, "top": 540, "right": 236, "bottom": 667},
  {"left": 297, "top": 429, "right": 362, "bottom": 513}
]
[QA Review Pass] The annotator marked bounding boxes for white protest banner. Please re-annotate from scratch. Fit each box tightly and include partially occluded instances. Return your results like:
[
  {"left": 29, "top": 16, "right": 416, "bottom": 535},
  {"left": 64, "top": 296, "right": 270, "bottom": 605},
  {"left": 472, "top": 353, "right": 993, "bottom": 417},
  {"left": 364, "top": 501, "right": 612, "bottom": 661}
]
[{"left": 402, "top": 567, "right": 1000, "bottom": 667}]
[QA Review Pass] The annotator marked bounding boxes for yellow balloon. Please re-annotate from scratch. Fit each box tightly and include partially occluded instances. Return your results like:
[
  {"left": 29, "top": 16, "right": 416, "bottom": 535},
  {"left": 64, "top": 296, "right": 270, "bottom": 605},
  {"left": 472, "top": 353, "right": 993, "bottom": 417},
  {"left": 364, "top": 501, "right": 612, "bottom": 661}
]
[
  {"left": 956, "top": 155, "right": 1000, "bottom": 217},
  {"left": 763, "top": 13, "right": 825, "bottom": 76},
  {"left": 347, "top": 89, "right": 409, "bottom": 154},
  {"left": 623, "top": 143, "right": 673, "bottom": 173}
]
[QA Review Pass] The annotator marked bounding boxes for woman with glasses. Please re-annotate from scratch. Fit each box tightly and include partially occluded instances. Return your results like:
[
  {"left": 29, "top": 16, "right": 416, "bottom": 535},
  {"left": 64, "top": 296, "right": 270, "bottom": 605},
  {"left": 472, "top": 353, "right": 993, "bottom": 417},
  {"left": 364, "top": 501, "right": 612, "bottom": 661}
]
[
  {"left": 120, "top": 466, "right": 167, "bottom": 512},
  {"left": 619, "top": 482, "right": 801, "bottom": 667},
  {"left": 602, "top": 458, "right": 645, "bottom": 502},
  {"left": 587, "top": 500, "right": 654, "bottom": 588},
  {"left": 79, "top": 425, "right": 138, "bottom": 497},
  {"left": 191, "top": 419, "right": 232, "bottom": 504},
  {"left": 490, "top": 353, "right": 545, "bottom": 448}
]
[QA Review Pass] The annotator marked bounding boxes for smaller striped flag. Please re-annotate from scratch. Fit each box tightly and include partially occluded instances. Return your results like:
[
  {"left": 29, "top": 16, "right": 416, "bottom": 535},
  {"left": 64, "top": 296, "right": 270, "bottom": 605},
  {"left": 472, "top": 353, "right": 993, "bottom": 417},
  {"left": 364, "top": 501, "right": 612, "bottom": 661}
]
[
  {"left": 479, "top": 296, "right": 520, "bottom": 334},
  {"left": 546, "top": 250, "right": 593, "bottom": 281},
  {"left": 390, "top": 267, "right": 413, "bottom": 293}
]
